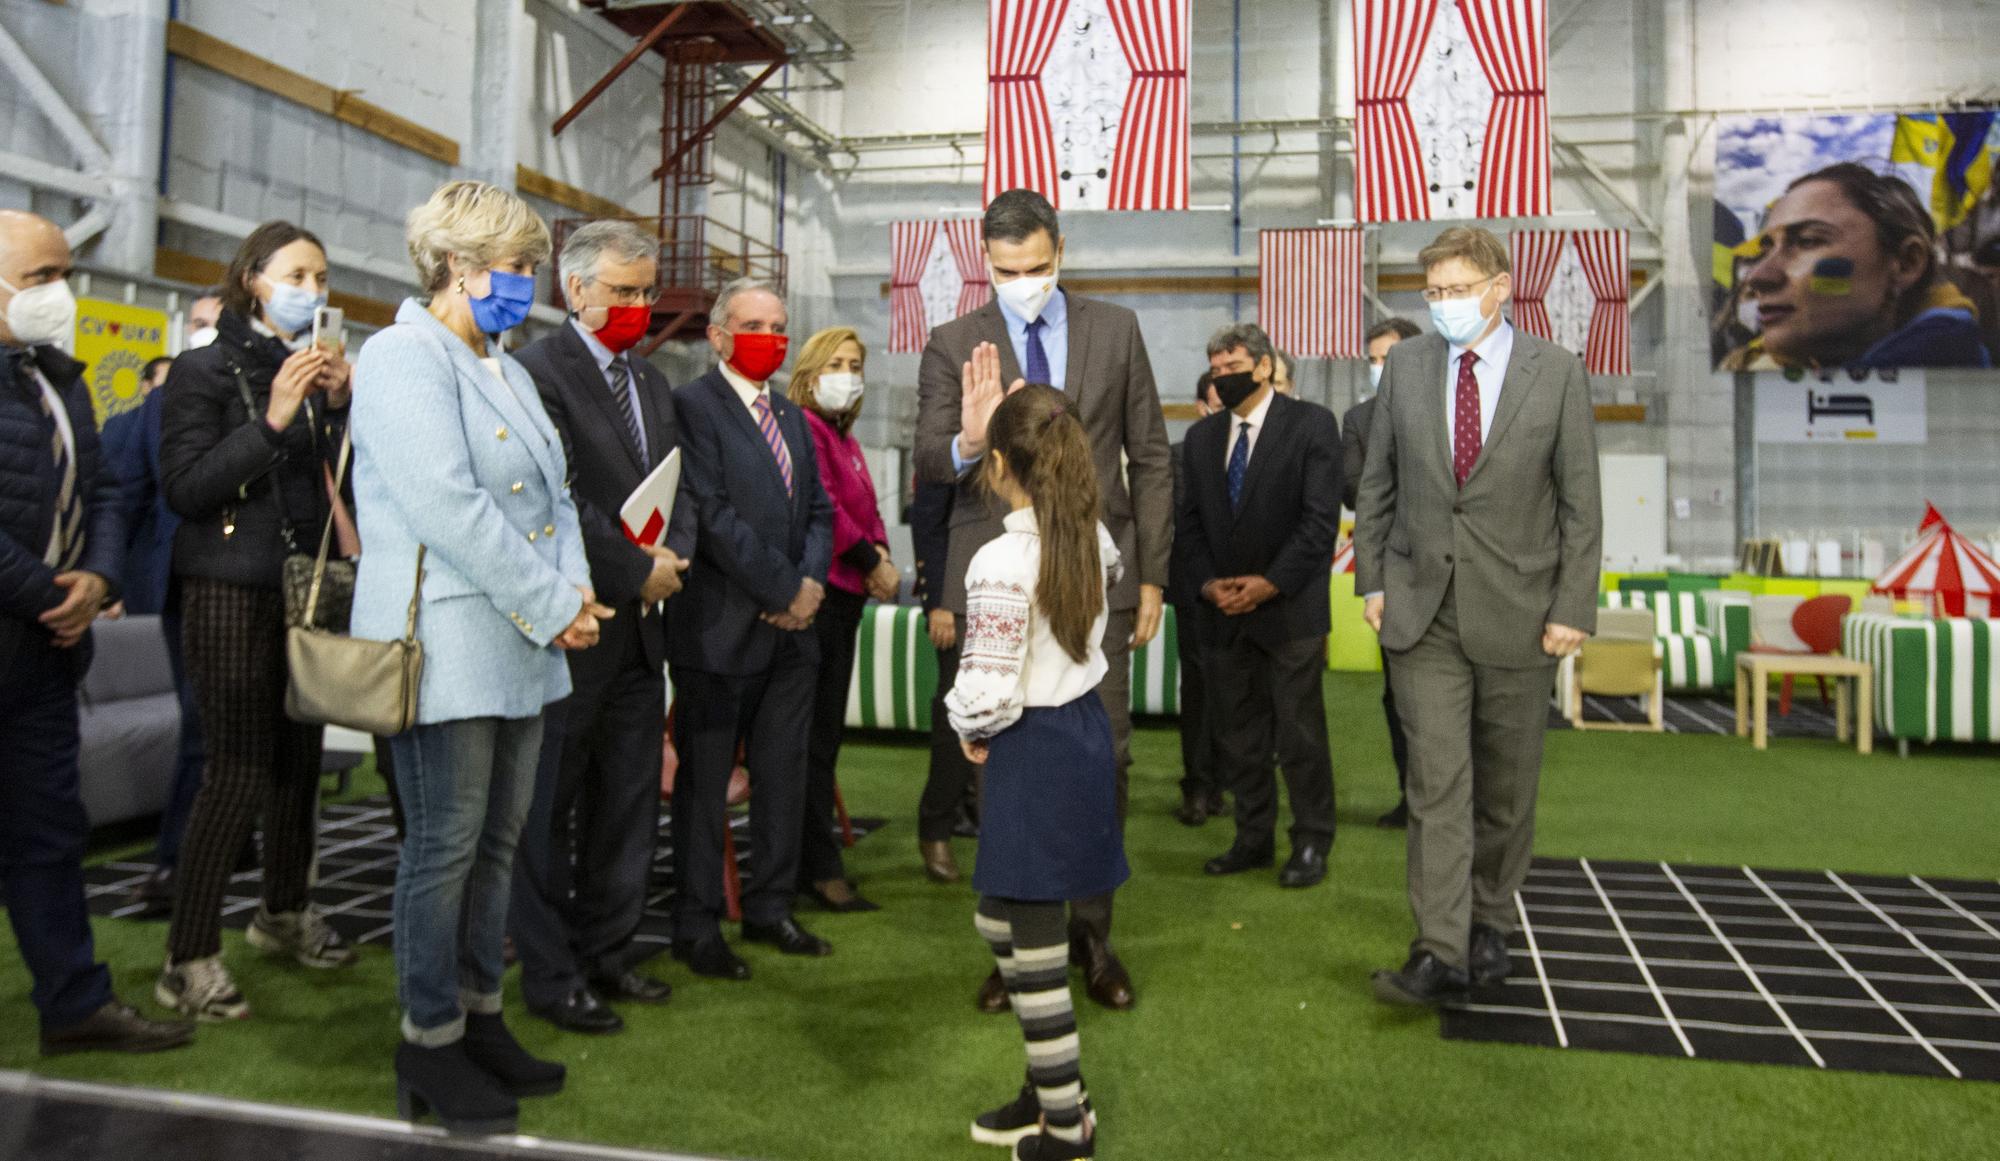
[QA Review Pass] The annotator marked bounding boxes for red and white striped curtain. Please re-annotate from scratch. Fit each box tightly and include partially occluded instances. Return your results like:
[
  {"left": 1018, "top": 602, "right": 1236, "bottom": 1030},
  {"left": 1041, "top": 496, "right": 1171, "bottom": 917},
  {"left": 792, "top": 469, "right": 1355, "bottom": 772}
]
[
  {"left": 1459, "top": 0, "right": 1550, "bottom": 219},
  {"left": 888, "top": 220, "right": 940, "bottom": 354},
  {"left": 945, "top": 219, "right": 993, "bottom": 318},
  {"left": 1105, "top": 0, "right": 1190, "bottom": 210},
  {"left": 1258, "top": 228, "right": 1365, "bottom": 360},
  {"left": 1353, "top": 0, "right": 1548, "bottom": 223},
  {"left": 1509, "top": 229, "right": 1630, "bottom": 376},
  {"left": 985, "top": 0, "right": 1070, "bottom": 207},
  {"left": 1507, "top": 229, "right": 1564, "bottom": 342},
  {"left": 1352, "top": 0, "right": 1439, "bottom": 224},
  {"left": 1572, "top": 229, "right": 1630, "bottom": 376}
]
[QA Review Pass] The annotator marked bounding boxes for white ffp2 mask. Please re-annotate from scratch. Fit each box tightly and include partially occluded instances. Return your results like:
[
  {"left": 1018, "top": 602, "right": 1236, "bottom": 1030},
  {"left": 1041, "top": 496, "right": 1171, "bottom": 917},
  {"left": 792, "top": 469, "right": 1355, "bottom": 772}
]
[
  {"left": 1, "top": 276, "right": 78, "bottom": 349},
  {"left": 814, "top": 372, "right": 864, "bottom": 412}
]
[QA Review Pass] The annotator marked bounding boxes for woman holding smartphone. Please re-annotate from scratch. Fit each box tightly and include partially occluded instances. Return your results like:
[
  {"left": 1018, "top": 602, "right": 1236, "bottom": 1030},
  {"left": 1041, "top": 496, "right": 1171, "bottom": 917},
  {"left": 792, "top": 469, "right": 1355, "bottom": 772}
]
[{"left": 156, "top": 220, "right": 358, "bottom": 1021}]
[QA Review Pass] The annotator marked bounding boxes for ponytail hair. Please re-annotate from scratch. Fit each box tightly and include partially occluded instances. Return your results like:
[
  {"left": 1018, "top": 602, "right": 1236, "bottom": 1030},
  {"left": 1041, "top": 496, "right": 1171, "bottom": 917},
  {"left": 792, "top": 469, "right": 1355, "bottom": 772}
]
[{"left": 986, "top": 384, "right": 1103, "bottom": 663}]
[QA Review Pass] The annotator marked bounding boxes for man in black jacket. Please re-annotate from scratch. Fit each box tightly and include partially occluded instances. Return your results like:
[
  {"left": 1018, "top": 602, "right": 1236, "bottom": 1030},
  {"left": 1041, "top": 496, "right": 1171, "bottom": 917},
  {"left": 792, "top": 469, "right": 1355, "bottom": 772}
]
[
  {"left": 509, "top": 221, "right": 695, "bottom": 1033},
  {"left": 667, "top": 278, "right": 835, "bottom": 979},
  {"left": 1345, "top": 316, "right": 1423, "bottom": 829},
  {"left": 908, "top": 477, "right": 977, "bottom": 882},
  {"left": 0, "top": 209, "right": 193, "bottom": 1055},
  {"left": 1179, "top": 322, "right": 1343, "bottom": 888},
  {"left": 1167, "top": 370, "right": 1230, "bottom": 827}
]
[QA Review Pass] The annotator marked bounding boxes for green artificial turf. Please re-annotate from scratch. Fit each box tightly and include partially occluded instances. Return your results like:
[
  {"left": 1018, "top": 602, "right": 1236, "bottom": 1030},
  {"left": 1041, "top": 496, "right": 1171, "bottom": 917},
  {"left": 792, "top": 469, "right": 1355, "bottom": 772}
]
[{"left": 4, "top": 671, "right": 1999, "bottom": 1159}]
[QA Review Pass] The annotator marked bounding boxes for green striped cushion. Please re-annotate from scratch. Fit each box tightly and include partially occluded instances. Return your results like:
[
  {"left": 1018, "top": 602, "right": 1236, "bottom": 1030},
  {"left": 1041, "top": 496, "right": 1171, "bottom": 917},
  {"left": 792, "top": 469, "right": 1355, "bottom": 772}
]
[
  {"left": 1844, "top": 614, "right": 1999, "bottom": 743},
  {"left": 1658, "top": 632, "right": 1724, "bottom": 690},
  {"left": 1129, "top": 604, "right": 1181, "bottom": 717},
  {"left": 845, "top": 605, "right": 936, "bottom": 731}
]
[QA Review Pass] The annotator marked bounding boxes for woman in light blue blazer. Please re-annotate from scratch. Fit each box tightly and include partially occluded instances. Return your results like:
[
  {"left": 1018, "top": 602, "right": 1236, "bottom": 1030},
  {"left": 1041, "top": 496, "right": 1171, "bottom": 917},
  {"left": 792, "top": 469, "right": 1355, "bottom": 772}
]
[{"left": 350, "top": 180, "right": 612, "bottom": 1136}]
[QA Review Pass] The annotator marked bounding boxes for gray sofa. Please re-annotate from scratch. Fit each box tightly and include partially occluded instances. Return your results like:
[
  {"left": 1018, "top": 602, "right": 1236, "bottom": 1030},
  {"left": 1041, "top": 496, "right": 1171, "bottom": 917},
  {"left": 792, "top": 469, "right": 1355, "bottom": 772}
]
[{"left": 77, "top": 614, "right": 182, "bottom": 828}]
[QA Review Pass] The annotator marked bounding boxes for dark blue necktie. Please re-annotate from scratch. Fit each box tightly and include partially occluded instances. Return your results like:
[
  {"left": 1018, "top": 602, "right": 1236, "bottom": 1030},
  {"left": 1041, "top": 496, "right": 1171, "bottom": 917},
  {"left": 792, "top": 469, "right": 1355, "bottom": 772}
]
[
  {"left": 1024, "top": 318, "right": 1050, "bottom": 385},
  {"left": 1226, "top": 419, "right": 1250, "bottom": 511}
]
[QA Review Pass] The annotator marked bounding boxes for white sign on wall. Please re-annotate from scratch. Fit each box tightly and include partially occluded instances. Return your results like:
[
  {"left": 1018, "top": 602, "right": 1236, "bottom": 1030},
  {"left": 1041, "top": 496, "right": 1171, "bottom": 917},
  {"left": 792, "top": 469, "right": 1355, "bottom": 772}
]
[{"left": 1753, "top": 370, "right": 1926, "bottom": 444}]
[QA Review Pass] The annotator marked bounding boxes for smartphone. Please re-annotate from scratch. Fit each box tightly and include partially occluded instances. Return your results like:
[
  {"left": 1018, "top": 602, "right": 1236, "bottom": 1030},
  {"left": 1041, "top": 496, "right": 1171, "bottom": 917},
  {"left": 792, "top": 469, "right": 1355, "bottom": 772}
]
[{"left": 312, "top": 305, "right": 346, "bottom": 358}]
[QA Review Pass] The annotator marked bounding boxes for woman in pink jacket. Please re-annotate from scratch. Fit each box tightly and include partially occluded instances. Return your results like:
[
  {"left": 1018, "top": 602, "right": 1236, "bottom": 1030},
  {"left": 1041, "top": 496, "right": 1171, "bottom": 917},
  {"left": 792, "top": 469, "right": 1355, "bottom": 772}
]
[{"left": 790, "top": 327, "right": 899, "bottom": 913}]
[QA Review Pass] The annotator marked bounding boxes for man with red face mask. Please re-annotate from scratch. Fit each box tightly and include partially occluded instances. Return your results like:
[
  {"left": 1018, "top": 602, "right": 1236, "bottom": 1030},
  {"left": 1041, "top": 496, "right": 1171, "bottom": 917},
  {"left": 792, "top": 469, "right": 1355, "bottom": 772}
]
[
  {"left": 508, "top": 220, "right": 697, "bottom": 1032},
  {"left": 665, "top": 277, "right": 836, "bottom": 980}
]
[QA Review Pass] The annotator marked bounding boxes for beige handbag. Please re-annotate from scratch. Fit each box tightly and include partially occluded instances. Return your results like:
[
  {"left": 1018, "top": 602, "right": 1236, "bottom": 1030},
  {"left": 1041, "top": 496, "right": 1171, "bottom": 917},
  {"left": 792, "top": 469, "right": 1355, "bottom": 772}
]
[{"left": 285, "top": 435, "right": 428, "bottom": 735}]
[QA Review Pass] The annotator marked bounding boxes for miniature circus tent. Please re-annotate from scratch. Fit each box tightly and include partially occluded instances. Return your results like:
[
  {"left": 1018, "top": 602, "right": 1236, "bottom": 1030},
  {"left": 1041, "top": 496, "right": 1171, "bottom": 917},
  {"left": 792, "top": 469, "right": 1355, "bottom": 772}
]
[{"left": 1872, "top": 504, "right": 2000, "bottom": 617}]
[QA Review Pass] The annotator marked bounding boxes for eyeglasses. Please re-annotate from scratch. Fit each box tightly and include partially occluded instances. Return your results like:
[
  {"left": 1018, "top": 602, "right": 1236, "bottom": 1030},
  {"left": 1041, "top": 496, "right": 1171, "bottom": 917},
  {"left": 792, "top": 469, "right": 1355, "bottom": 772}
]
[
  {"left": 586, "top": 276, "right": 661, "bottom": 306},
  {"left": 1420, "top": 275, "right": 1499, "bottom": 303}
]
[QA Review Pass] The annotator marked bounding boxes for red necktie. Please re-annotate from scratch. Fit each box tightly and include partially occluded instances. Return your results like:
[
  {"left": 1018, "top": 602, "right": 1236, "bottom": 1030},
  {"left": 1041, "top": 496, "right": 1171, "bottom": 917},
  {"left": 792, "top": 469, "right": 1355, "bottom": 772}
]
[{"left": 1453, "top": 351, "right": 1481, "bottom": 488}]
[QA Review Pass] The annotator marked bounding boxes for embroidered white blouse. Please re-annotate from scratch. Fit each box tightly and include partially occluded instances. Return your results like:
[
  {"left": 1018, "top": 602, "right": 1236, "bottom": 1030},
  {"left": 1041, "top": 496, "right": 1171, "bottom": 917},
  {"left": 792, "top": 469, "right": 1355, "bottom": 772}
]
[{"left": 945, "top": 508, "right": 1124, "bottom": 742}]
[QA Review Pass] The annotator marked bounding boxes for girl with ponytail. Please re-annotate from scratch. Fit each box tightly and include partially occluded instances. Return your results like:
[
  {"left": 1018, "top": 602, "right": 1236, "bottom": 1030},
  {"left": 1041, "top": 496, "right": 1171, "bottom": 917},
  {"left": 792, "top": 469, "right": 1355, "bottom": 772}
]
[{"left": 945, "top": 384, "right": 1127, "bottom": 1160}]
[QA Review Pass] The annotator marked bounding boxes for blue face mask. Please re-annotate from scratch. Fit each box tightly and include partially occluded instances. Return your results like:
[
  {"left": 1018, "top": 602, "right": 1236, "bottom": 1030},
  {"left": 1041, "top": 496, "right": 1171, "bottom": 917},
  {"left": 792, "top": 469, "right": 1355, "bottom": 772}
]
[
  {"left": 1428, "top": 289, "right": 1494, "bottom": 347},
  {"left": 260, "top": 276, "right": 327, "bottom": 337},
  {"left": 468, "top": 270, "right": 537, "bottom": 334}
]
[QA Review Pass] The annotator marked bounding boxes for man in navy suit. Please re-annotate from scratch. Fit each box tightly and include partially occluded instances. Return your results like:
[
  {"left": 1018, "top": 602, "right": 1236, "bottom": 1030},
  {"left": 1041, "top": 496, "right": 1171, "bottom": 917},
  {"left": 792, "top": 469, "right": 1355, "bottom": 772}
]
[
  {"left": 1178, "top": 323, "right": 1343, "bottom": 889},
  {"left": 667, "top": 278, "right": 835, "bottom": 979},
  {"left": 509, "top": 221, "right": 695, "bottom": 1032},
  {"left": 102, "top": 356, "right": 208, "bottom": 914}
]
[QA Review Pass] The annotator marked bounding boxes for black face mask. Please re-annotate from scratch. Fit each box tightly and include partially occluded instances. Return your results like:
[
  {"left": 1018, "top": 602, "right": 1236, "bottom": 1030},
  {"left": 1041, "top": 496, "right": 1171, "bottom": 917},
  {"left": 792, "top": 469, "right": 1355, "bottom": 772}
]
[{"left": 1211, "top": 370, "right": 1259, "bottom": 410}]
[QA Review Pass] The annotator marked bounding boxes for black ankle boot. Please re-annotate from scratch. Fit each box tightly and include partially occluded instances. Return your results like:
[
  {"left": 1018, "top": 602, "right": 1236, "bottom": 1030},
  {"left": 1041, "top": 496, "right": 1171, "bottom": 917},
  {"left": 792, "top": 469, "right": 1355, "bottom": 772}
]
[
  {"left": 463, "top": 1011, "right": 566, "bottom": 1096},
  {"left": 395, "top": 1040, "right": 519, "bottom": 1135}
]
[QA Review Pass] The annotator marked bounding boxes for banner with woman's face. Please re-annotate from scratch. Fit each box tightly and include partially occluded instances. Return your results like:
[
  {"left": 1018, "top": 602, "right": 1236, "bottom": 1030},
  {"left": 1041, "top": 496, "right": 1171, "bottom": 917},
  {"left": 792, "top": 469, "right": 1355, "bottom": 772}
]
[{"left": 1711, "top": 112, "right": 1999, "bottom": 373}]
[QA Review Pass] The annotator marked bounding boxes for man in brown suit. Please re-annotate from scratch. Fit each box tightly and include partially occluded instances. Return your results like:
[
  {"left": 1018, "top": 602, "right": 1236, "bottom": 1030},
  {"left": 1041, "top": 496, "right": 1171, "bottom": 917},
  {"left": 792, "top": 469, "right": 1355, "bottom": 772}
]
[
  {"left": 915, "top": 188, "right": 1172, "bottom": 1011},
  {"left": 1354, "top": 226, "right": 1602, "bottom": 1007}
]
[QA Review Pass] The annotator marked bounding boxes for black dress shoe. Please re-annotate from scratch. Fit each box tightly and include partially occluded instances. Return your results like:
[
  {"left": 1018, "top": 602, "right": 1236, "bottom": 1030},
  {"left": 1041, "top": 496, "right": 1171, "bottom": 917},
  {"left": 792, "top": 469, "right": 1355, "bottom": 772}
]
[
  {"left": 1278, "top": 841, "right": 1329, "bottom": 888},
  {"left": 951, "top": 805, "right": 981, "bottom": 839},
  {"left": 1077, "top": 933, "right": 1135, "bottom": 1011},
  {"left": 1204, "top": 791, "right": 1229, "bottom": 818},
  {"left": 1371, "top": 951, "right": 1470, "bottom": 1007},
  {"left": 804, "top": 882, "right": 881, "bottom": 913},
  {"left": 527, "top": 987, "right": 624, "bottom": 1034},
  {"left": 1172, "top": 794, "right": 1210, "bottom": 827},
  {"left": 672, "top": 935, "right": 752, "bottom": 981},
  {"left": 740, "top": 917, "right": 832, "bottom": 957},
  {"left": 1376, "top": 800, "right": 1409, "bottom": 829},
  {"left": 1203, "top": 843, "right": 1274, "bottom": 876},
  {"left": 590, "top": 970, "right": 673, "bottom": 1005},
  {"left": 126, "top": 866, "right": 175, "bottom": 917},
  {"left": 976, "top": 967, "right": 1010, "bottom": 1014},
  {"left": 1469, "top": 923, "right": 1513, "bottom": 986},
  {"left": 39, "top": 1000, "right": 194, "bottom": 1056}
]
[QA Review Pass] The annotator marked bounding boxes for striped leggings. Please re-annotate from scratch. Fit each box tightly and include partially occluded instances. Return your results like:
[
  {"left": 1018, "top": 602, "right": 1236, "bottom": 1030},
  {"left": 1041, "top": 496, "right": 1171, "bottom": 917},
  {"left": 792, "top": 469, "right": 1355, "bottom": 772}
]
[
  {"left": 166, "top": 578, "right": 324, "bottom": 964},
  {"left": 976, "top": 896, "right": 1088, "bottom": 1144}
]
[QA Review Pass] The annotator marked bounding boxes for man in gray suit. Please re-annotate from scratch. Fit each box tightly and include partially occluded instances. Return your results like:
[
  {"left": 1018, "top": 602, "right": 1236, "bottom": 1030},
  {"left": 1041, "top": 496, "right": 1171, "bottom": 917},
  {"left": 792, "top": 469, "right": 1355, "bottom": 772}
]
[
  {"left": 1354, "top": 226, "right": 1602, "bottom": 1007},
  {"left": 915, "top": 188, "right": 1172, "bottom": 1011}
]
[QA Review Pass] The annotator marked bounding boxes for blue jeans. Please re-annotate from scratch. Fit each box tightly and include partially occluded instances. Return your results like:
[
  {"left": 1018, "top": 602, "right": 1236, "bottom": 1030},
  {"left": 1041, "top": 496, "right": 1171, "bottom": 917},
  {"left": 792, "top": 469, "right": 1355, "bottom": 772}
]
[{"left": 388, "top": 714, "right": 542, "bottom": 1045}]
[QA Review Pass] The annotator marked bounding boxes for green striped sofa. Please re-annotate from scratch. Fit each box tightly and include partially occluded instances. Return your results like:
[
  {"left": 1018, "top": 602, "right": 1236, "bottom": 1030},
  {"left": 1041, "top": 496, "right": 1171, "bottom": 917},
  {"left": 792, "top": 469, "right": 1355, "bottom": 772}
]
[
  {"left": 1601, "top": 589, "right": 1752, "bottom": 691},
  {"left": 843, "top": 605, "right": 1182, "bottom": 732},
  {"left": 1842, "top": 614, "right": 2000, "bottom": 747}
]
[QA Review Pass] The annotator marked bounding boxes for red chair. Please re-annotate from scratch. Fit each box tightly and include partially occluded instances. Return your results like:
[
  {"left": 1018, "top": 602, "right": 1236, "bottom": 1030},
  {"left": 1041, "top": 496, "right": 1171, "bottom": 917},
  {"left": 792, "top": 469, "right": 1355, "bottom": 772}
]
[
  {"left": 1784, "top": 595, "right": 1852, "bottom": 714},
  {"left": 659, "top": 706, "right": 853, "bottom": 923}
]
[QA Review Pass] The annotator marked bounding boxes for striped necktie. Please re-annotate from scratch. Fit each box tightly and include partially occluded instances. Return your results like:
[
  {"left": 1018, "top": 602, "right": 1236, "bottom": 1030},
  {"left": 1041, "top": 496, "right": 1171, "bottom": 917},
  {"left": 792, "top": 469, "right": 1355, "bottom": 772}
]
[
  {"left": 32, "top": 363, "right": 85, "bottom": 570},
  {"left": 750, "top": 393, "right": 794, "bottom": 496},
  {"left": 606, "top": 355, "right": 645, "bottom": 466}
]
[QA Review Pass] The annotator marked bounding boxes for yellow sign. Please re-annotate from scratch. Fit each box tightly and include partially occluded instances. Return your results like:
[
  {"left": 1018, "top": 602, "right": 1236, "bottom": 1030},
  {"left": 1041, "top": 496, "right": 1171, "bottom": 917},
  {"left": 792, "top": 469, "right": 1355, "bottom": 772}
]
[{"left": 74, "top": 298, "right": 169, "bottom": 426}]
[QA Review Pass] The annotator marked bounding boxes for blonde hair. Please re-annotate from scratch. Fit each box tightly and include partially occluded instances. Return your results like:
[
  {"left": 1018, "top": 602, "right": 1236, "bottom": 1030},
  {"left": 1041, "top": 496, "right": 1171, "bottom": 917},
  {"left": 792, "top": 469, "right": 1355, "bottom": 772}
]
[
  {"left": 1418, "top": 226, "right": 1511, "bottom": 279},
  {"left": 405, "top": 180, "right": 552, "bottom": 293},
  {"left": 787, "top": 326, "right": 868, "bottom": 434}
]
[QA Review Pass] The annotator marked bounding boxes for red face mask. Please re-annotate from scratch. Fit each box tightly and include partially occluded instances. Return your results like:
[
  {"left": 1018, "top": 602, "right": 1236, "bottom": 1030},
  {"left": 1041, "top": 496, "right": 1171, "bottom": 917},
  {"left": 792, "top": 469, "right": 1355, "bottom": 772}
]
[
  {"left": 726, "top": 331, "right": 789, "bottom": 382},
  {"left": 592, "top": 305, "right": 651, "bottom": 354}
]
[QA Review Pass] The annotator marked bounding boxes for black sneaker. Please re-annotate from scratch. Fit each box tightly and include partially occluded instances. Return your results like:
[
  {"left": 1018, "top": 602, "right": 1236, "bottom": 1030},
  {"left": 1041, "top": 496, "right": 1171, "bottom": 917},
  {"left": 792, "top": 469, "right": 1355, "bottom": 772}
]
[
  {"left": 972, "top": 1082, "right": 1093, "bottom": 1148},
  {"left": 1013, "top": 1129, "right": 1094, "bottom": 1160}
]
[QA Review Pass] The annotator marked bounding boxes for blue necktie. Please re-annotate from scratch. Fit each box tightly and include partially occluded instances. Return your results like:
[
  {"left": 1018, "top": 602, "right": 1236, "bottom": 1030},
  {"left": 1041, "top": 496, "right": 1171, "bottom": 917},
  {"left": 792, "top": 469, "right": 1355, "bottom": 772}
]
[
  {"left": 1024, "top": 318, "right": 1050, "bottom": 385},
  {"left": 1226, "top": 420, "right": 1250, "bottom": 511}
]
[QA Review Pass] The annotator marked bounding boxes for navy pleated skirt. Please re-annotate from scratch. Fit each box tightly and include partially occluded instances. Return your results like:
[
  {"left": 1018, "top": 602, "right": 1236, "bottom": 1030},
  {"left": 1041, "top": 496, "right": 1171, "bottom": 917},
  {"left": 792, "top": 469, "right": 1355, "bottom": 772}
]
[{"left": 972, "top": 691, "right": 1130, "bottom": 902}]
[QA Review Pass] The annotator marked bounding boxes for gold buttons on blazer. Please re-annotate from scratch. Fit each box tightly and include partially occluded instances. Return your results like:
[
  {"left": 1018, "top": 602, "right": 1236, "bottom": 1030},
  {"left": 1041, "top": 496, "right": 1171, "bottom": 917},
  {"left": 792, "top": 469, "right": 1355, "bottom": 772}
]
[
  {"left": 511, "top": 482, "right": 524, "bottom": 494},
  {"left": 527, "top": 530, "right": 539, "bottom": 542},
  {"left": 509, "top": 611, "right": 535, "bottom": 634},
  {"left": 543, "top": 524, "right": 555, "bottom": 536},
  {"left": 496, "top": 426, "right": 509, "bottom": 441}
]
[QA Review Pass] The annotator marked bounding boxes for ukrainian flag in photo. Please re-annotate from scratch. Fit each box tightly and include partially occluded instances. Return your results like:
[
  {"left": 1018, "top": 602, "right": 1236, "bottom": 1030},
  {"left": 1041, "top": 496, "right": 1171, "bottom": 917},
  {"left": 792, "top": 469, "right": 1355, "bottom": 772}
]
[{"left": 1890, "top": 111, "right": 1997, "bottom": 231}]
